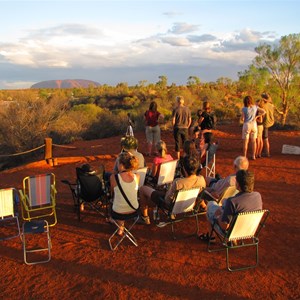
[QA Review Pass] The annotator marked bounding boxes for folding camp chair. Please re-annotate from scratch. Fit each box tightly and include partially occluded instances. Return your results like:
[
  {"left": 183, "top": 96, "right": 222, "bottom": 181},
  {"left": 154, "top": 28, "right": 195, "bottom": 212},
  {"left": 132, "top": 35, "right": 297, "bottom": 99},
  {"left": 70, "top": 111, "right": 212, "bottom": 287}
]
[
  {"left": 108, "top": 210, "right": 139, "bottom": 251},
  {"left": 62, "top": 167, "right": 109, "bottom": 221},
  {"left": 0, "top": 188, "right": 21, "bottom": 241},
  {"left": 133, "top": 167, "right": 148, "bottom": 189},
  {"left": 145, "top": 160, "right": 178, "bottom": 190},
  {"left": 200, "top": 185, "right": 239, "bottom": 206},
  {"left": 22, "top": 220, "right": 51, "bottom": 265},
  {"left": 155, "top": 187, "right": 201, "bottom": 239},
  {"left": 19, "top": 173, "right": 57, "bottom": 227},
  {"left": 156, "top": 160, "right": 178, "bottom": 188},
  {"left": 204, "top": 143, "right": 218, "bottom": 178},
  {"left": 208, "top": 209, "right": 270, "bottom": 271}
]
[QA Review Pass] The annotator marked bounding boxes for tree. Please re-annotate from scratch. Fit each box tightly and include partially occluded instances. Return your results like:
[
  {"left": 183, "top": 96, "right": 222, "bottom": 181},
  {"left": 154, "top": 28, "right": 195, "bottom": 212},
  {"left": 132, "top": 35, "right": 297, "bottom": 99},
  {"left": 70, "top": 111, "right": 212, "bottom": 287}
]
[
  {"left": 156, "top": 75, "right": 168, "bottom": 89},
  {"left": 254, "top": 33, "right": 300, "bottom": 125},
  {"left": 238, "top": 65, "right": 269, "bottom": 95},
  {"left": 187, "top": 76, "right": 201, "bottom": 87}
]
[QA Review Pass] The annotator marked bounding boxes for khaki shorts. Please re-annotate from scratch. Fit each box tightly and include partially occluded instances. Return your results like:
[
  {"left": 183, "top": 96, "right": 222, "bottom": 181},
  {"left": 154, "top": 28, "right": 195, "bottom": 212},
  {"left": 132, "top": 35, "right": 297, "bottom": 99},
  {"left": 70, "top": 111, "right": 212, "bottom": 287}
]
[
  {"left": 257, "top": 124, "right": 263, "bottom": 139},
  {"left": 242, "top": 121, "right": 257, "bottom": 140}
]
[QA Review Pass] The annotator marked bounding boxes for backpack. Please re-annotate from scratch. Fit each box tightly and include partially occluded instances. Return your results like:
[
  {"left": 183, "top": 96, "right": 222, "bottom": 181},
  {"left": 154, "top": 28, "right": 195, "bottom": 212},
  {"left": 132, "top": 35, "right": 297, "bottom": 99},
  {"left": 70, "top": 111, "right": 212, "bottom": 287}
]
[{"left": 201, "top": 112, "right": 216, "bottom": 130}]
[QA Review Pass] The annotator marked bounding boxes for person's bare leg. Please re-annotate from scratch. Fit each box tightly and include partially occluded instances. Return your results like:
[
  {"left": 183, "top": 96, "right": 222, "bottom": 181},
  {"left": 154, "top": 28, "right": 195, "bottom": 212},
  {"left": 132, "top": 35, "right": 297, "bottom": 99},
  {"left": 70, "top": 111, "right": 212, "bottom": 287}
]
[
  {"left": 243, "top": 138, "right": 249, "bottom": 157},
  {"left": 256, "top": 137, "right": 263, "bottom": 157},
  {"left": 251, "top": 138, "right": 256, "bottom": 159},
  {"left": 116, "top": 220, "right": 125, "bottom": 235},
  {"left": 263, "top": 138, "right": 270, "bottom": 156},
  {"left": 139, "top": 185, "right": 155, "bottom": 217}
]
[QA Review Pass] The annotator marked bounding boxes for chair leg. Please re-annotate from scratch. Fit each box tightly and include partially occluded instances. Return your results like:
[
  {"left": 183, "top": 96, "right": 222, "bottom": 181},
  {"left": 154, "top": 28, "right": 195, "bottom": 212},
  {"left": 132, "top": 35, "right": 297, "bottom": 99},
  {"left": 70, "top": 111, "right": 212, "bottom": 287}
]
[
  {"left": 108, "top": 217, "right": 139, "bottom": 251},
  {"left": 0, "top": 216, "right": 21, "bottom": 241},
  {"left": 22, "top": 220, "right": 51, "bottom": 265},
  {"left": 226, "top": 240, "right": 260, "bottom": 272}
]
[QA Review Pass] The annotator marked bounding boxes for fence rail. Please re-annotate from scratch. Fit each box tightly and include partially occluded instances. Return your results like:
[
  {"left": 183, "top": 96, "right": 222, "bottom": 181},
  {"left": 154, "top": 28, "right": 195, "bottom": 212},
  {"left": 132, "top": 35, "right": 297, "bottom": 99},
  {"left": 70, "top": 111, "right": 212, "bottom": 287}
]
[{"left": 0, "top": 138, "right": 77, "bottom": 161}]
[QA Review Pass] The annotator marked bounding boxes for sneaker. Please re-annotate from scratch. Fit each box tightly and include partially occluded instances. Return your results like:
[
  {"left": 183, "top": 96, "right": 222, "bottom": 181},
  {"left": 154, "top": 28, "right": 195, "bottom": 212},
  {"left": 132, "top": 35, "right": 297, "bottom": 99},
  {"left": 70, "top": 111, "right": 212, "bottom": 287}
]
[{"left": 139, "top": 215, "right": 151, "bottom": 225}]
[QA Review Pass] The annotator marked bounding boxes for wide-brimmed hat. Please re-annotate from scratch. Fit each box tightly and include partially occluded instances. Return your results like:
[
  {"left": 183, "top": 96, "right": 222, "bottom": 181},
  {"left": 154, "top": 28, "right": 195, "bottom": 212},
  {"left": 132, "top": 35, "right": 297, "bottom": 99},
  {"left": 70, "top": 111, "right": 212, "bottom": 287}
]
[{"left": 80, "top": 163, "right": 95, "bottom": 174}]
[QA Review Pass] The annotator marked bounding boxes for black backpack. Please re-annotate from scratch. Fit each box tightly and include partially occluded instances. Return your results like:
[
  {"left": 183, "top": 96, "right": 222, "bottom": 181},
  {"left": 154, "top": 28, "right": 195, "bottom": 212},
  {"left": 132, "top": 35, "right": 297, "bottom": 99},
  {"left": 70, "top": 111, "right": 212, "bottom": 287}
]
[{"left": 201, "top": 113, "right": 216, "bottom": 130}]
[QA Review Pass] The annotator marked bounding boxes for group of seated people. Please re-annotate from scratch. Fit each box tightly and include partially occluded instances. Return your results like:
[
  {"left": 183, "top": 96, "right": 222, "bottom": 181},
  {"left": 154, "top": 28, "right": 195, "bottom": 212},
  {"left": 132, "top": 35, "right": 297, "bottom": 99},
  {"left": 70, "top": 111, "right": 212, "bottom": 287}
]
[{"left": 80, "top": 135, "right": 263, "bottom": 239}]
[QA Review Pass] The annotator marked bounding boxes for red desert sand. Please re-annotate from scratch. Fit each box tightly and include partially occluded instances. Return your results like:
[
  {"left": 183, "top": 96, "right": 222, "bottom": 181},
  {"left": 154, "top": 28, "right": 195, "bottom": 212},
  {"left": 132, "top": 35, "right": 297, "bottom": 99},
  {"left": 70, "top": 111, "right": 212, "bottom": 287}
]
[{"left": 0, "top": 124, "right": 299, "bottom": 299}]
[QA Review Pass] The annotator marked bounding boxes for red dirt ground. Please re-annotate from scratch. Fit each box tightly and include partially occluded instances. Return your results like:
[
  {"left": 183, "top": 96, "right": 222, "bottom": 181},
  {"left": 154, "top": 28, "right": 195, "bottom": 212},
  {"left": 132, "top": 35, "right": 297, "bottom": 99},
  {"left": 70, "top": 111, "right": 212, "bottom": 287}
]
[{"left": 0, "top": 124, "right": 299, "bottom": 299}]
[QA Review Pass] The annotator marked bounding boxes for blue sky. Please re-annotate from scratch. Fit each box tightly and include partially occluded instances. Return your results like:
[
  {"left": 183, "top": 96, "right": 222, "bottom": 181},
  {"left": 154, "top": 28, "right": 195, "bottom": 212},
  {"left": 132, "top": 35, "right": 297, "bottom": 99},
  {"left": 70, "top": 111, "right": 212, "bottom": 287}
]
[{"left": 0, "top": 0, "right": 299, "bottom": 89}]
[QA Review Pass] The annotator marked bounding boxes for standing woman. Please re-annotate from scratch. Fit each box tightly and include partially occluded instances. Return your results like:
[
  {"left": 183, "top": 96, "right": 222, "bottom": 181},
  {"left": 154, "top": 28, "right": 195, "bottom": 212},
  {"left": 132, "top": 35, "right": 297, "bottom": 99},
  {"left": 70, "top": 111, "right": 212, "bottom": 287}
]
[
  {"left": 110, "top": 152, "right": 140, "bottom": 235},
  {"left": 144, "top": 101, "right": 164, "bottom": 156},
  {"left": 241, "top": 96, "right": 265, "bottom": 160}
]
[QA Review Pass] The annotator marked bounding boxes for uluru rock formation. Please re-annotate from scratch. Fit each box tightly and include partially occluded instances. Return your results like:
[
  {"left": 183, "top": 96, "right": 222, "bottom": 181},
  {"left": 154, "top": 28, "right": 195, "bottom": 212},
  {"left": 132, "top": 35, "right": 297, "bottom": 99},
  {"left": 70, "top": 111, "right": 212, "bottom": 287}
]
[{"left": 31, "top": 79, "right": 101, "bottom": 89}]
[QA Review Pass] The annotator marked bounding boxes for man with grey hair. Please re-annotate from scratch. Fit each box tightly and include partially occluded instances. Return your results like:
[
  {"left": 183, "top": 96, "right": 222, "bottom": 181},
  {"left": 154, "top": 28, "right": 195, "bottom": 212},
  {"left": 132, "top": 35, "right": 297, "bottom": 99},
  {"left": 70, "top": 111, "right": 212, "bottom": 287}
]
[
  {"left": 204, "top": 156, "right": 249, "bottom": 200},
  {"left": 172, "top": 96, "right": 192, "bottom": 159}
]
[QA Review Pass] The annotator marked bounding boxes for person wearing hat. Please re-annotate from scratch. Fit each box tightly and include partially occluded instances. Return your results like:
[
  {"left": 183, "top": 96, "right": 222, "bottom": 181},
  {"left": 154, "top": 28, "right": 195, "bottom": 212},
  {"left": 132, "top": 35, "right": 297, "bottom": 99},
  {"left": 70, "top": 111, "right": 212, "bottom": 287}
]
[{"left": 261, "top": 92, "right": 275, "bottom": 157}]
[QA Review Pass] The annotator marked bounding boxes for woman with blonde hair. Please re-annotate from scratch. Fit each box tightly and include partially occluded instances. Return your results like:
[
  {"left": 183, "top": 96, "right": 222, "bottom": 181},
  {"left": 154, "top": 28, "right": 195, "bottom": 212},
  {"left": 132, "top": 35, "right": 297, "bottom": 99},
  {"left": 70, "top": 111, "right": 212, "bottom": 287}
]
[
  {"left": 149, "top": 140, "right": 173, "bottom": 181},
  {"left": 110, "top": 152, "right": 140, "bottom": 235}
]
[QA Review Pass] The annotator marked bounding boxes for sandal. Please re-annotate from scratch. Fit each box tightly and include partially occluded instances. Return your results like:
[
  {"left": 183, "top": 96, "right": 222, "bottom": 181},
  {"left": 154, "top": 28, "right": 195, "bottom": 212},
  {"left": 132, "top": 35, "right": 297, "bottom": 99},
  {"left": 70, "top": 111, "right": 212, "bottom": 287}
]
[
  {"left": 139, "top": 215, "right": 151, "bottom": 225},
  {"left": 198, "top": 232, "right": 215, "bottom": 242}
]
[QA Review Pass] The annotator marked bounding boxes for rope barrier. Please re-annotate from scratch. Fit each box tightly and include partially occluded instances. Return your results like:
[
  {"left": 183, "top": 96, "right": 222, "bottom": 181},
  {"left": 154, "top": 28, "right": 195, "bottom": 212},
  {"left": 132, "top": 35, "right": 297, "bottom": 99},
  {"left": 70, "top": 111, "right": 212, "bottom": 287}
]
[
  {"left": 53, "top": 144, "right": 77, "bottom": 149},
  {"left": 0, "top": 144, "right": 45, "bottom": 158}
]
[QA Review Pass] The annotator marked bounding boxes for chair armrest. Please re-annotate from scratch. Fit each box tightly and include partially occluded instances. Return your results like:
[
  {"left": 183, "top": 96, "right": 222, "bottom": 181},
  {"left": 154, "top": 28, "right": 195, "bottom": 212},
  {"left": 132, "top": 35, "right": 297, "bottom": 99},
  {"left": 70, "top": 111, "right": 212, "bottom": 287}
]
[
  {"left": 51, "top": 184, "right": 57, "bottom": 194},
  {"left": 202, "top": 190, "right": 218, "bottom": 201},
  {"left": 19, "top": 189, "right": 29, "bottom": 209}
]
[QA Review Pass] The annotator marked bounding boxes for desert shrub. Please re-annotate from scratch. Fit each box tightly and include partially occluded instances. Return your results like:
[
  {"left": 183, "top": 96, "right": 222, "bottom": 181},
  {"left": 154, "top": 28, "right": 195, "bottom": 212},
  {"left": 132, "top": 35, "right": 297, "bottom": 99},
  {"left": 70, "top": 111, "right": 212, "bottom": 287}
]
[
  {"left": 51, "top": 104, "right": 103, "bottom": 143},
  {"left": 0, "top": 94, "right": 67, "bottom": 153},
  {"left": 83, "top": 111, "right": 126, "bottom": 139}
]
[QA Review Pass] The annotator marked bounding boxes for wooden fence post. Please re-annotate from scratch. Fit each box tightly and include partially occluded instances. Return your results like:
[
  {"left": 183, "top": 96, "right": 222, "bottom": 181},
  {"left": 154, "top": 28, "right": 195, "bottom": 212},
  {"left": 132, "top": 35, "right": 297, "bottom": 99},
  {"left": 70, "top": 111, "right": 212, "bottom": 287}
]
[{"left": 44, "top": 138, "right": 53, "bottom": 161}]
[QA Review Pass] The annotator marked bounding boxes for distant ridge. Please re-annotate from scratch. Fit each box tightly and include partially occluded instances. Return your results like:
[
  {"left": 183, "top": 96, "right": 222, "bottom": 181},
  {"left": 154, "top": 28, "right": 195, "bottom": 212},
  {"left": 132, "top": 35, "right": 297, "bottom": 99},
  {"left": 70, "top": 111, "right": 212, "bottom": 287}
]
[{"left": 31, "top": 79, "right": 101, "bottom": 89}]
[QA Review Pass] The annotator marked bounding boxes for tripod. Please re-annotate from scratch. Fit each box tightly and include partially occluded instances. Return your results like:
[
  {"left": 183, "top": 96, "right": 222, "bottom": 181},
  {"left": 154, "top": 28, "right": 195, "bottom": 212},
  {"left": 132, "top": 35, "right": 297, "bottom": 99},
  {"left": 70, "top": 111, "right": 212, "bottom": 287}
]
[{"left": 126, "top": 113, "right": 134, "bottom": 136}]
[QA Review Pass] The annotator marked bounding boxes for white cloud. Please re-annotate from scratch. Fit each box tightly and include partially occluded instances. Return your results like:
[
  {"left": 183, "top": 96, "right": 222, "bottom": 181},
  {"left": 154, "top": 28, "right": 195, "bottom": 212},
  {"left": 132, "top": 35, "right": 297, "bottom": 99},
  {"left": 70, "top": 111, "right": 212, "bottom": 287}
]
[
  {"left": 169, "top": 22, "right": 200, "bottom": 34},
  {"left": 0, "top": 20, "right": 281, "bottom": 89},
  {"left": 160, "top": 36, "right": 191, "bottom": 47}
]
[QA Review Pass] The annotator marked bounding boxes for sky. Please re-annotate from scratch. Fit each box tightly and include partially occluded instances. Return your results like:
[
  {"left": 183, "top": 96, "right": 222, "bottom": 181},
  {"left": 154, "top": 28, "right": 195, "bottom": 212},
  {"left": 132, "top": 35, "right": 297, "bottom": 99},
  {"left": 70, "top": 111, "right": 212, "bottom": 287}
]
[{"left": 0, "top": 0, "right": 299, "bottom": 90}]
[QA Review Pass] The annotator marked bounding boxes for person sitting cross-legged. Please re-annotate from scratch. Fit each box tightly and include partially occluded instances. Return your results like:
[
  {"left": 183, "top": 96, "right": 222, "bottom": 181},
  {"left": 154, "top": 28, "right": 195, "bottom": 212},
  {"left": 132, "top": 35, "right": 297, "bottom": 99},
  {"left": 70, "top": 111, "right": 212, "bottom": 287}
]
[
  {"left": 139, "top": 155, "right": 206, "bottom": 225},
  {"left": 198, "top": 169, "right": 263, "bottom": 242}
]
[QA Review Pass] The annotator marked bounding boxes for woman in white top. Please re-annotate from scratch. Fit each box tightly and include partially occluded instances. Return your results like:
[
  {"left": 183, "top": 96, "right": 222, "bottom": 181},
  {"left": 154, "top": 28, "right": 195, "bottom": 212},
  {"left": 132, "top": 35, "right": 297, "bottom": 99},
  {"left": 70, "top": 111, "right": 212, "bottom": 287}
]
[
  {"left": 241, "top": 95, "right": 265, "bottom": 160},
  {"left": 110, "top": 152, "right": 140, "bottom": 235}
]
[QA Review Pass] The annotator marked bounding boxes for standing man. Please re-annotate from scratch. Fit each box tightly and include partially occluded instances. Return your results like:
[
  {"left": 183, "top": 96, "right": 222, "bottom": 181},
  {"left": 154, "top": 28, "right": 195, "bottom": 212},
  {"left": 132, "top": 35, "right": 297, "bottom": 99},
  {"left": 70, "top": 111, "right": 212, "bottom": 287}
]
[
  {"left": 261, "top": 92, "right": 275, "bottom": 157},
  {"left": 172, "top": 96, "right": 192, "bottom": 159}
]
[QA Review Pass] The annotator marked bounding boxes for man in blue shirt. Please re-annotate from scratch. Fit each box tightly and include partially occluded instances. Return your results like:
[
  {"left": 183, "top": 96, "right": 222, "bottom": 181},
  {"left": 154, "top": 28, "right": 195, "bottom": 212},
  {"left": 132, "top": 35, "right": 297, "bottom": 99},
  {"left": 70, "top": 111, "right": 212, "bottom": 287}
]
[{"left": 199, "top": 169, "right": 262, "bottom": 241}]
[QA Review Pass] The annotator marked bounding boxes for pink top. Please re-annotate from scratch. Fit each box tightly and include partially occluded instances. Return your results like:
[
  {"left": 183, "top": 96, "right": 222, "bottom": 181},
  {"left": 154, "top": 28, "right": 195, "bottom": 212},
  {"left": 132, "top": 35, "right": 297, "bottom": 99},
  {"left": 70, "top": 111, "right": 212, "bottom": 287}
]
[{"left": 153, "top": 154, "right": 173, "bottom": 178}]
